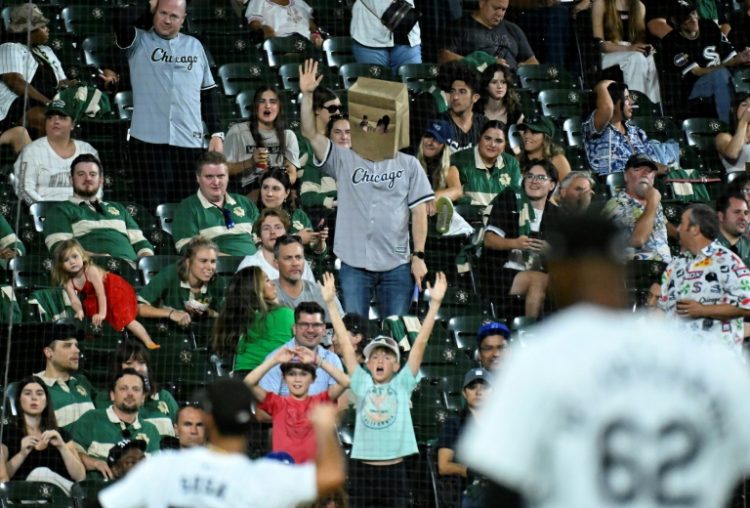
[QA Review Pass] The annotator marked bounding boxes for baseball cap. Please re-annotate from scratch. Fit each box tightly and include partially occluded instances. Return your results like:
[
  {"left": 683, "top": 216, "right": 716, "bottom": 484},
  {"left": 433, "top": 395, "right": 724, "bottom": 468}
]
[
  {"left": 671, "top": 0, "right": 697, "bottom": 23},
  {"left": 343, "top": 313, "right": 369, "bottom": 337},
  {"left": 424, "top": 119, "right": 452, "bottom": 145},
  {"left": 196, "top": 379, "right": 254, "bottom": 435},
  {"left": 625, "top": 153, "right": 658, "bottom": 172},
  {"left": 45, "top": 100, "right": 72, "bottom": 118},
  {"left": 280, "top": 360, "right": 317, "bottom": 377},
  {"left": 463, "top": 367, "right": 491, "bottom": 389},
  {"left": 106, "top": 438, "right": 147, "bottom": 467},
  {"left": 519, "top": 116, "right": 556, "bottom": 138},
  {"left": 476, "top": 321, "right": 510, "bottom": 346},
  {"left": 363, "top": 335, "right": 400, "bottom": 363},
  {"left": 8, "top": 3, "right": 49, "bottom": 33}
]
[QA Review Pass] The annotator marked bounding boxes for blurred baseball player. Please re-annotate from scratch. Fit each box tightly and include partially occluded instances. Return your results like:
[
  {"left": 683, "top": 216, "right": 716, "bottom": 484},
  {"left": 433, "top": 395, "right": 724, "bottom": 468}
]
[
  {"left": 98, "top": 378, "right": 345, "bottom": 508},
  {"left": 459, "top": 212, "right": 750, "bottom": 508}
]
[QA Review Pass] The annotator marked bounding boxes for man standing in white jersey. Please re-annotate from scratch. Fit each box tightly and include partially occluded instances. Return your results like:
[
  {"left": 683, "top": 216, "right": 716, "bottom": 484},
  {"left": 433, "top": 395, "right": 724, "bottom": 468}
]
[
  {"left": 458, "top": 212, "right": 750, "bottom": 508},
  {"left": 98, "top": 378, "right": 345, "bottom": 508}
]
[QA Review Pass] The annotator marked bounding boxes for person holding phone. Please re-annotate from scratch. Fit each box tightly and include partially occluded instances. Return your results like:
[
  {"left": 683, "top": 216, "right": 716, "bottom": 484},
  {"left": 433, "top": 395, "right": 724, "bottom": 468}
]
[{"left": 591, "top": 0, "right": 661, "bottom": 104}]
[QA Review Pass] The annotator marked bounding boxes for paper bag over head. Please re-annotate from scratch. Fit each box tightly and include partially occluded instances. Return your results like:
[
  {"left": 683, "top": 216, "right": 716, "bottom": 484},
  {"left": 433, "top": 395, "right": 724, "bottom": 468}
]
[{"left": 348, "top": 77, "right": 410, "bottom": 162}]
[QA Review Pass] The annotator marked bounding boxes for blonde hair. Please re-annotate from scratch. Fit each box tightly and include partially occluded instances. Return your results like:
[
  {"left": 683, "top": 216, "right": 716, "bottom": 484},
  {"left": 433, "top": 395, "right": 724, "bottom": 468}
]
[
  {"left": 52, "top": 239, "right": 90, "bottom": 286},
  {"left": 601, "top": 0, "right": 645, "bottom": 43},
  {"left": 178, "top": 236, "right": 219, "bottom": 283},
  {"left": 417, "top": 141, "right": 452, "bottom": 191}
]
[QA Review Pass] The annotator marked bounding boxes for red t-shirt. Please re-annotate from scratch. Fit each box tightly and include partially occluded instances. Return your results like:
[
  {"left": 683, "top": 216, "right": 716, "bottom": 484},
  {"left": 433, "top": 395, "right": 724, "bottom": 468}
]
[{"left": 258, "top": 391, "right": 332, "bottom": 464}]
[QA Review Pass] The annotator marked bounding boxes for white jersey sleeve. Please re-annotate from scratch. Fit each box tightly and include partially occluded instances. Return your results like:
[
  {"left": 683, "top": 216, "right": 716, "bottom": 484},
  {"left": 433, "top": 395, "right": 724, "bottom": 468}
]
[{"left": 459, "top": 306, "right": 750, "bottom": 508}]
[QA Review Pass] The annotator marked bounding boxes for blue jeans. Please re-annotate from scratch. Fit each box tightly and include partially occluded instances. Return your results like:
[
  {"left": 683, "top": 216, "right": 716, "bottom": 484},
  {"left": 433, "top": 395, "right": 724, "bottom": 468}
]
[
  {"left": 339, "top": 262, "right": 414, "bottom": 318},
  {"left": 352, "top": 40, "right": 422, "bottom": 75},
  {"left": 689, "top": 67, "right": 732, "bottom": 124}
]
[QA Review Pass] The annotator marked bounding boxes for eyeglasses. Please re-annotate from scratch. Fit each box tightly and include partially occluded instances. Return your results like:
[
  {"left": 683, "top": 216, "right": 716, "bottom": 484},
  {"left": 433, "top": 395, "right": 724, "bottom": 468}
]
[
  {"left": 220, "top": 208, "right": 235, "bottom": 229},
  {"left": 322, "top": 105, "right": 341, "bottom": 114},
  {"left": 523, "top": 174, "right": 551, "bottom": 182},
  {"left": 296, "top": 322, "right": 325, "bottom": 330}
]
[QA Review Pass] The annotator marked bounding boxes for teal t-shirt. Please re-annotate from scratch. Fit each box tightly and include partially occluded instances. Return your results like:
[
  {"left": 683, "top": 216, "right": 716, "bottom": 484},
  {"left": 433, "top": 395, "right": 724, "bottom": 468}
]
[
  {"left": 350, "top": 365, "right": 422, "bottom": 461},
  {"left": 234, "top": 306, "right": 295, "bottom": 371}
]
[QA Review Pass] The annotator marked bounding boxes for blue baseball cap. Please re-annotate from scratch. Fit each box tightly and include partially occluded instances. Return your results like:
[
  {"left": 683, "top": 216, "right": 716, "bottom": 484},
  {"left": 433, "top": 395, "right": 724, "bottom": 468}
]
[
  {"left": 477, "top": 321, "right": 510, "bottom": 346},
  {"left": 424, "top": 119, "right": 452, "bottom": 145}
]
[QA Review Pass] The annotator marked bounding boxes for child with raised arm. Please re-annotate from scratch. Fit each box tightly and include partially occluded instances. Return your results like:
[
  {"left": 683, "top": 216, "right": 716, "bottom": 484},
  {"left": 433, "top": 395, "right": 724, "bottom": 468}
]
[
  {"left": 52, "top": 239, "right": 158, "bottom": 350},
  {"left": 244, "top": 345, "right": 349, "bottom": 464},
  {"left": 320, "top": 271, "right": 448, "bottom": 508}
]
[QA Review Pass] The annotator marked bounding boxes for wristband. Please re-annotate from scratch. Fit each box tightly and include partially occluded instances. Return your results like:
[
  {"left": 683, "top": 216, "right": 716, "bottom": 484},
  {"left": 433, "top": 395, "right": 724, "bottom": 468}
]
[{"left": 168, "top": 310, "right": 174, "bottom": 320}]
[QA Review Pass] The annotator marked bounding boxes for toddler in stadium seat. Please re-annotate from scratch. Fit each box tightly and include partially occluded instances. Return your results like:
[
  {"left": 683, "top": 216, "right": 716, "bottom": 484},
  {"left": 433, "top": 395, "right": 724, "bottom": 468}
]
[
  {"left": 52, "top": 239, "right": 158, "bottom": 350},
  {"left": 244, "top": 344, "right": 349, "bottom": 464},
  {"left": 320, "top": 272, "right": 447, "bottom": 508}
]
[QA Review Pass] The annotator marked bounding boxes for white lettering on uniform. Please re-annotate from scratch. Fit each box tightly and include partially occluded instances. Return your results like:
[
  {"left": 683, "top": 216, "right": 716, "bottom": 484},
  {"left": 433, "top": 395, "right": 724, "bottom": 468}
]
[
  {"left": 351, "top": 167, "right": 405, "bottom": 189},
  {"left": 150, "top": 48, "right": 198, "bottom": 71},
  {"left": 702, "top": 45, "right": 720, "bottom": 67}
]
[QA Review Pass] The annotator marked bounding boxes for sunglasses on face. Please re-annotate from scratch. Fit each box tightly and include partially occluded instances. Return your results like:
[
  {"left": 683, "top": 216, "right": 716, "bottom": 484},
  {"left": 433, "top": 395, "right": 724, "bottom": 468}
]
[{"left": 322, "top": 105, "right": 341, "bottom": 114}]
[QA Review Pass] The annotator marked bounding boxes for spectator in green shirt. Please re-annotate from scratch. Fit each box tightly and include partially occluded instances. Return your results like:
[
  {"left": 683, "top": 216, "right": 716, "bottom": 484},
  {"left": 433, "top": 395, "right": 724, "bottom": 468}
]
[
  {"left": 212, "top": 265, "right": 294, "bottom": 378},
  {"left": 137, "top": 236, "right": 224, "bottom": 326},
  {"left": 0, "top": 212, "right": 24, "bottom": 267}
]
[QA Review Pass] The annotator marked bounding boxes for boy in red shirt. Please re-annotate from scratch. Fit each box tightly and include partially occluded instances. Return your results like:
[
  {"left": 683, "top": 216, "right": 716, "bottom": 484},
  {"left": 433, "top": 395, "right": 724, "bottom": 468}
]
[{"left": 244, "top": 346, "right": 349, "bottom": 463}]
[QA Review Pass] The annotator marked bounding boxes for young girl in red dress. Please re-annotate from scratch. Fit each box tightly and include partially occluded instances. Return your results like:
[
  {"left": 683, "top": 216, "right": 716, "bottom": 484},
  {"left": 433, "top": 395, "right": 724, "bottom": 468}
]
[{"left": 52, "top": 239, "right": 159, "bottom": 350}]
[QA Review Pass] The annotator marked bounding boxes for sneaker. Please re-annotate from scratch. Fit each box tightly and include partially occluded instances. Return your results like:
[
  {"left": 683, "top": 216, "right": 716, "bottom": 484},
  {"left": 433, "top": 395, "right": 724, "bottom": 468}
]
[{"left": 435, "top": 196, "right": 454, "bottom": 235}]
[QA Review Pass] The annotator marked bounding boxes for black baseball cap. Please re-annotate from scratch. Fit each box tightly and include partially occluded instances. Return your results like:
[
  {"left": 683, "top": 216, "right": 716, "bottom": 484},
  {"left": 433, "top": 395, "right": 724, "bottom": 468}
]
[
  {"left": 196, "top": 379, "right": 254, "bottom": 435},
  {"left": 671, "top": 0, "right": 697, "bottom": 23},
  {"left": 107, "top": 438, "right": 147, "bottom": 467},
  {"left": 625, "top": 154, "right": 658, "bottom": 173}
]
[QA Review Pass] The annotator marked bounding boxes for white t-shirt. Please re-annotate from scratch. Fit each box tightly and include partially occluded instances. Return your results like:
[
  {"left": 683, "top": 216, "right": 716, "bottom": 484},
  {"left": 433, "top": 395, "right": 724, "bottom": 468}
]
[
  {"left": 98, "top": 446, "right": 317, "bottom": 508},
  {"left": 459, "top": 305, "right": 750, "bottom": 508},
  {"left": 237, "top": 249, "right": 315, "bottom": 282},
  {"left": 245, "top": 0, "right": 314, "bottom": 39},
  {"left": 224, "top": 123, "right": 300, "bottom": 188},
  {"left": 14, "top": 137, "right": 99, "bottom": 205}
]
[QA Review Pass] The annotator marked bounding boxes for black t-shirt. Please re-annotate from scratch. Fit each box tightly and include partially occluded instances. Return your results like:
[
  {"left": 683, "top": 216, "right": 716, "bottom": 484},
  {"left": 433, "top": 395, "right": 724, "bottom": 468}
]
[
  {"left": 438, "top": 111, "right": 488, "bottom": 152},
  {"left": 2, "top": 423, "right": 73, "bottom": 481},
  {"left": 444, "top": 14, "right": 535, "bottom": 70},
  {"left": 660, "top": 19, "right": 737, "bottom": 93},
  {"left": 641, "top": 0, "right": 671, "bottom": 23}
]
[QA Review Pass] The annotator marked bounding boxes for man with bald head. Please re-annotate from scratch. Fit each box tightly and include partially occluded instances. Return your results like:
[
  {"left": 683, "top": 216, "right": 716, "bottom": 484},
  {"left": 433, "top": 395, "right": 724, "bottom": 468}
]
[{"left": 113, "top": 0, "right": 224, "bottom": 210}]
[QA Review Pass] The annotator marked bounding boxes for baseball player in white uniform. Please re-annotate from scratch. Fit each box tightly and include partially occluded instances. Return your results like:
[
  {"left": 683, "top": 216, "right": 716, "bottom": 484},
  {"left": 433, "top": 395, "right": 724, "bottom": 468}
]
[
  {"left": 459, "top": 213, "right": 750, "bottom": 508},
  {"left": 98, "top": 378, "right": 345, "bottom": 508}
]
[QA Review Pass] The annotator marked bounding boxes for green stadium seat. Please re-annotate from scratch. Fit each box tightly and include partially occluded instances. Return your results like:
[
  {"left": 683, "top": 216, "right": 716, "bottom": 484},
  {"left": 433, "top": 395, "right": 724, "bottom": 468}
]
[
  {"left": 155, "top": 203, "right": 178, "bottom": 237},
  {"left": 278, "top": 62, "right": 338, "bottom": 93},
  {"left": 681, "top": 117, "right": 728, "bottom": 152},
  {"left": 507, "top": 123, "right": 523, "bottom": 153},
  {"left": 310, "top": 0, "right": 352, "bottom": 36},
  {"left": 215, "top": 256, "right": 243, "bottom": 277},
  {"left": 202, "top": 33, "right": 267, "bottom": 68},
  {"left": 138, "top": 255, "right": 179, "bottom": 286},
  {"left": 0, "top": 481, "right": 74, "bottom": 508},
  {"left": 397, "top": 63, "right": 439, "bottom": 93},
  {"left": 185, "top": 4, "right": 245, "bottom": 35},
  {"left": 447, "top": 314, "right": 488, "bottom": 350},
  {"left": 235, "top": 89, "right": 257, "bottom": 119},
  {"left": 91, "top": 256, "right": 142, "bottom": 288},
  {"left": 322, "top": 36, "right": 355, "bottom": 69},
  {"left": 46, "top": 33, "right": 84, "bottom": 70},
  {"left": 61, "top": 5, "right": 113, "bottom": 38},
  {"left": 537, "top": 88, "right": 589, "bottom": 121},
  {"left": 517, "top": 64, "right": 578, "bottom": 93},
  {"left": 114, "top": 90, "right": 133, "bottom": 120},
  {"left": 629, "top": 116, "right": 682, "bottom": 143},
  {"left": 562, "top": 117, "right": 583, "bottom": 147},
  {"left": 30, "top": 201, "right": 62, "bottom": 234},
  {"left": 734, "top": 68, "right": 750, "bottom": 94},
  {"left": 339, "top": 63, "right": 392, "bottom": 90},
  {"left": 628, "top": 89, "right": 660, "bottom": 118},
  {"left": 263, "top": 36, "right": 317, "bottom": 68},
  {"left": 605, "top": 172, "right": 624, "bottom": 198},
  {"left": 9, "top": 255, "right": 53, "bottom": 289},
  {"left": 218, "top": 63, "right": 277, "bottom": 98},
  {"left": 82, "top": 34, "right": 129, "bottom": 76}
]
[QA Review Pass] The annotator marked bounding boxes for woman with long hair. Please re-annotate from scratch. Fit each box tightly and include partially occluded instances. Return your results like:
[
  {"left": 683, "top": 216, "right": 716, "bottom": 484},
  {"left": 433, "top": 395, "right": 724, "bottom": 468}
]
[
  {"left": 478, "top": 64, "right": 524, "bottom": 126},
  {"left": 299, "top": 87, "right": 341, "bottom": 210},
  {"left": 1, "top": 376, "right": 85, "bottom": 491},
  {"left": 591, "top": 0, "right": 661, "bottom": 103},
  {"left": 224, "top": 85, "right": 300, "bottom": 193},
  {"left": 137, "top": 236, "right": 224, "bottom": 326},
  {"left": 417, "top": 120, "right": 462, "bottom": 203},
  {"left": 212, "top": 266, "right": 294, "bottom": 377},
  {"left": 716, "top": 93, "right": 750, "bottom": 174},
  {"left": 450, "top": 120, "right": 522, "bottom": 207},
  {"left": 257, "top": 168, "right": 327, "bottom": 252},
  {"left": 103, "top": 342, "right": 179, "bottom": 439},
  {"left": 517, "top": 117, "right": 571, "bottom": 181}
]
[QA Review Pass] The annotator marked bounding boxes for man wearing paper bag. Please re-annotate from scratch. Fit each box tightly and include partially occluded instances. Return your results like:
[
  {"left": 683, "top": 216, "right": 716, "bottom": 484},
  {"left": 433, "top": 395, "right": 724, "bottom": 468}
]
[{"left": 299, "top": 59, "right": 435, "bottom": 318}]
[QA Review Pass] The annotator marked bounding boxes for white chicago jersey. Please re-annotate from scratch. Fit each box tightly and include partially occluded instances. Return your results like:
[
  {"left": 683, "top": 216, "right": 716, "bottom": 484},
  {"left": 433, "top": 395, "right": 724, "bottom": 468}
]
[
  {"left": 98, "top": 446, "right": 317, "bottom": 508},
  {"left": 459, "top": 305, "right": 750, "bottom": 508}
]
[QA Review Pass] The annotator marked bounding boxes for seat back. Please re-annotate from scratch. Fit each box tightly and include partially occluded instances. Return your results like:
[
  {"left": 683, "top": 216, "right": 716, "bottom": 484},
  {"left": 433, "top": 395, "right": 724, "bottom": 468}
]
[
  {"left": 218, "top": 63, "right": 276, "bottom": 97},
  {"left": 517, "top": 64, "right": 577, "bottom": 93},
  {"left": 323, "top": 36, "right": 355, "bottom": 69},
  {"left": 155, "top": 203, "right": 178, "bottom": 236},
  {"left": 338, "top": 63, "right": 393, "bottom": 89},
  {"left": 138, "top": 255, "right": 179, "bottom": 286}
]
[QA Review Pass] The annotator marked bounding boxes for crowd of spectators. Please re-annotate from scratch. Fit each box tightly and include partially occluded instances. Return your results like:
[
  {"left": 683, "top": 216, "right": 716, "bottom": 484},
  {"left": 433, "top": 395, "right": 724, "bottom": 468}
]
[{"left": 2, "top": 0, "right": 750, "bottom": 505}]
